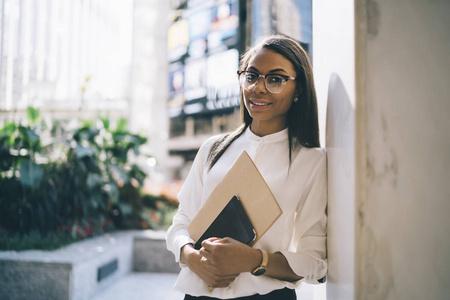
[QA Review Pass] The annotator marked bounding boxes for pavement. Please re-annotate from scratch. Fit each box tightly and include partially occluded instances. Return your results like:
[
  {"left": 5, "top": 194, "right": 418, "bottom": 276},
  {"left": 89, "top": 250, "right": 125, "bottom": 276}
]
[
  {"left": 90, "top": 273, "right": 183, "bottom": 300},
  {"left": 90, "top": 272, "right": 325, "bottom": 300}
]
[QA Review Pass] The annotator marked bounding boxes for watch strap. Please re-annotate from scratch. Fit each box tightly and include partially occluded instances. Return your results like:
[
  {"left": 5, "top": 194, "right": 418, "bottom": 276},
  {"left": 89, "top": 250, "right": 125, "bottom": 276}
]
[{"left": 251, "top": 249, "right": 268, "bottom": 276}]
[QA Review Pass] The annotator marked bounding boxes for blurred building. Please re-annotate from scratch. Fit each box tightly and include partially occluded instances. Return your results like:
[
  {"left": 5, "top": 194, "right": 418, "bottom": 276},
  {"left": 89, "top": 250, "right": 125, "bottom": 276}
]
[{"left": 0, "top": 0, "right": 132, "bottom": 117}]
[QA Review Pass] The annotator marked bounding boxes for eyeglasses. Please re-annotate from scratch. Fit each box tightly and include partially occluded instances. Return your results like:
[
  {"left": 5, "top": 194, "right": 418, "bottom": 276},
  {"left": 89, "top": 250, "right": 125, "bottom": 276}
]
[{"left": 237, "top": 70, "right": 296, "bottom": 94}]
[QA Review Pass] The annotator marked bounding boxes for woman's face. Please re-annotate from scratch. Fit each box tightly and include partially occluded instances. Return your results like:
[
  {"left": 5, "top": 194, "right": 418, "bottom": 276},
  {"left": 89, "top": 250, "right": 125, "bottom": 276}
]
[{"left": 243, "top": 48, "right": 297, "bottom": 136}]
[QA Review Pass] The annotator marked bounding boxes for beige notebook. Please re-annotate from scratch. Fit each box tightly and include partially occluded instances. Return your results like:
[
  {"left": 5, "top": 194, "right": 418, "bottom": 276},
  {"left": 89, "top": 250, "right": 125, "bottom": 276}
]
[{"left": 187, "top": 150, "right": 282, "bottom": 246}]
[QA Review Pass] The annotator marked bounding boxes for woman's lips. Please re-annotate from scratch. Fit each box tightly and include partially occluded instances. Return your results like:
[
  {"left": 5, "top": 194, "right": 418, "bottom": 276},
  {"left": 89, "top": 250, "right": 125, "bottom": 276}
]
[{"left": 249, "top": 99, "right": 271, "bottom": 110}]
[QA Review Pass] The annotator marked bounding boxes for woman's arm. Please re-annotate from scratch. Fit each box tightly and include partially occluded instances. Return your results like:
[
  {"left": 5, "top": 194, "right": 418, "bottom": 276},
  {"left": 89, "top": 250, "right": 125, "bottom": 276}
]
[
  {"left": 166, "top": 137, "right": 217, "bottom": 262},
  {"left": 199, "top": 238, "right": 302, "bottom": 283}
]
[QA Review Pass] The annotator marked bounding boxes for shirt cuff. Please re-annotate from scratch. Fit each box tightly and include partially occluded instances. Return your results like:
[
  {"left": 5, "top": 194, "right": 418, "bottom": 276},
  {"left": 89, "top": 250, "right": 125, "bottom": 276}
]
[
  {"left": 174, "top": 235, "right": 195, "bottom": 264},
  {"left": 279, "top": 250, "right": 327, "bottom": 284}
]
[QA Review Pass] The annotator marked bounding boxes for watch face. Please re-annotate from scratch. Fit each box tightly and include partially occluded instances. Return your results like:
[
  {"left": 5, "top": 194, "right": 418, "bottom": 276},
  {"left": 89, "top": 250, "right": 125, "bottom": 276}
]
[{"left": 253, "top": 268, "right": 267, "bottom": 276}]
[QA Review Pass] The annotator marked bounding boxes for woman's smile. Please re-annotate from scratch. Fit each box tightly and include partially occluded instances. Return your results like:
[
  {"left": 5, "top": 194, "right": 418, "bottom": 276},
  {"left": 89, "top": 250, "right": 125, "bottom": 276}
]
[{"left": 249, "top": 98, "right": 271, "bottom": 110}]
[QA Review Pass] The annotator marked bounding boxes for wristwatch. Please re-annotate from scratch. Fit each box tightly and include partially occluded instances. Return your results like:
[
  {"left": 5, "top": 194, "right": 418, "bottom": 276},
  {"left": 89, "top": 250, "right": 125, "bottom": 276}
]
[{"left": 251, "top": 249, "right": 268, "bottom": 276}]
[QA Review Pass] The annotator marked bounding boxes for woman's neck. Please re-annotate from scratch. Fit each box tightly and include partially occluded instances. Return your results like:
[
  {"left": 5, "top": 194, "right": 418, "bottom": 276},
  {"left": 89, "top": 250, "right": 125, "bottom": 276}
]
[{"left": 250, "top": 121, "right": 288, "bottom": 137}]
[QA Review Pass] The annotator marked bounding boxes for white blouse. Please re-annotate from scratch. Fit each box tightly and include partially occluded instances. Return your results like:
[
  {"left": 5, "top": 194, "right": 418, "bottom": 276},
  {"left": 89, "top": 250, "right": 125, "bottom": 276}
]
[{"left": 166, "top": 127, "right": 327, "bottom": 299}]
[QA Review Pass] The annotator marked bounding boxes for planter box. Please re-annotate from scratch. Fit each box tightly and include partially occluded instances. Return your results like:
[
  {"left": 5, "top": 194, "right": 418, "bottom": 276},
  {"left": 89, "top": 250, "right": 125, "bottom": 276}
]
[
  {"left": 0, "top": 230, "right": 179, "bottom": 300},
  {"left": 132, "top": 230, "right": 180, "bottom": 273}
]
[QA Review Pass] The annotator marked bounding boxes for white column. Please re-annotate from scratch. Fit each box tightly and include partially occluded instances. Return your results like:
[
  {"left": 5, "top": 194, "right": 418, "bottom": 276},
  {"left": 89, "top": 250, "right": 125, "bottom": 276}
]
[
  {"left": 313, "top": 1, "right": 356, "bottom": 299},
  {"left": 355, "top": 1, "right": 450, "bottom": 299}
]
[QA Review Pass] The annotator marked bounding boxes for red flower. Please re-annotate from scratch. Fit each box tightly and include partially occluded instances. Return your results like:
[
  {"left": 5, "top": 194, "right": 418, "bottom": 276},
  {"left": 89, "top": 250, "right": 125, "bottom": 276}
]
[{"left": 139, "top": 220, "right": 148, "bottom": 229}]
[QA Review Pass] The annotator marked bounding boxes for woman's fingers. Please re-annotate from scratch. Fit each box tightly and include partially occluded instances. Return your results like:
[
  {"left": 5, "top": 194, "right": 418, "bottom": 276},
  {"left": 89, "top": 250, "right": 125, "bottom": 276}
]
[
  {"left": 183, "top": 246, "right": 240, "bottom": 288},
  {"left": 204, "top": 273, "right": 238, "bottom": 288},
  {"left": 197, "top": 260, "right": 237, "bottom": 287},
  {"left": 201, "top": 237, "right": 221, "bottom": 251},
  {"left": 199, "top": 246, "right": 211, "bottom": 258}
]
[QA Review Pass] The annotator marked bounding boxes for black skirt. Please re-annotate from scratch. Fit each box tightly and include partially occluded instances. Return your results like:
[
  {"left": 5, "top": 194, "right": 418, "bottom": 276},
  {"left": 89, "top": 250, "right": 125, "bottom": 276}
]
[{"left": 184, "top": 288, "right": 296, "bottom": 300}]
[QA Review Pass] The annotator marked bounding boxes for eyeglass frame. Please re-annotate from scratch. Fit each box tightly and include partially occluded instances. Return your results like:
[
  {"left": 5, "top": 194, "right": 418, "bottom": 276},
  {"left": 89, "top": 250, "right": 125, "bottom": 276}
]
[{"left": 237, "top": 70, "right": 296, "bottom": 94}]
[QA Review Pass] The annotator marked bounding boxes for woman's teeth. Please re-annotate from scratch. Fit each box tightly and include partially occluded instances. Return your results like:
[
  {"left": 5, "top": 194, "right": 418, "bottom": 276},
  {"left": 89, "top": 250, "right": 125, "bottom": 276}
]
[{"left": 251, "top": 101, "right": 269, "bottom": 106}]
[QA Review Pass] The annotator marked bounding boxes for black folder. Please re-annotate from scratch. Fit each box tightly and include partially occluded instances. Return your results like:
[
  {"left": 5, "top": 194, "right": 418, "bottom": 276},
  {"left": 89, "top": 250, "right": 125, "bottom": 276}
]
[{"left": 194, "top": 195, "right": 256, "bottom": 250}]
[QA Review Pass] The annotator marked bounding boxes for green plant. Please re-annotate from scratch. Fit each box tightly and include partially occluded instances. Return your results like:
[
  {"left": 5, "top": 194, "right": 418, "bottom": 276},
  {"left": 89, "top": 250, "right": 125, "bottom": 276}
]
[
  {"left": 0, "top": 107, "right": 153, "bottom": 249},
  {"left": 0, "top": 107, "right": 49, "bottom": 235}
]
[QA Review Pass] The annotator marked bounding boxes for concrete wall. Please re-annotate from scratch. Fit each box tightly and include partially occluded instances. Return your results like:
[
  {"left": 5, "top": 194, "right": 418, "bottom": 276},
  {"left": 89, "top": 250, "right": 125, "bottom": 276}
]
[
  {"left": 355, "top": 1, "right": 450, "bottom": 299},
  {"left": 313, "top": 1, "right": 356, "bottom": 299}
]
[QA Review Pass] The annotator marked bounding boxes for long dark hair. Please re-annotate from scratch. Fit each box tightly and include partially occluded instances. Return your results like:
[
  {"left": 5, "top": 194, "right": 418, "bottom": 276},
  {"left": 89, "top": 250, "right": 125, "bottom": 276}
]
[{"left": 207, "top": 34, "right": 320, "bottom": 170}]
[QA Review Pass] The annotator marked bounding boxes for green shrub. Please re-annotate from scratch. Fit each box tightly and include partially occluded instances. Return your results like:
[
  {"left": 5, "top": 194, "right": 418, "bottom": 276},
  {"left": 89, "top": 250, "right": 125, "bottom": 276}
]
[{"left": 0, "top": 107, "right": 161, "bottom": 250}]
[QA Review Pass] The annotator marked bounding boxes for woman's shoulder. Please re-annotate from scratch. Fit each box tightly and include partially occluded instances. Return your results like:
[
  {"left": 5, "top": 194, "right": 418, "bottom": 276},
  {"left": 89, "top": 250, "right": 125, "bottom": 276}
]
[
  {"left": 296, "top": 146, "right": 326, "bottom": 164},
  {"left": 196, "top": 133, "right": 228, "bottom": 159},
  {"left": 305, "top": 147, "right": 326, "bottom": 155},
  {"left": 199, "top": 133, "right": 227, "bottom": 151}
]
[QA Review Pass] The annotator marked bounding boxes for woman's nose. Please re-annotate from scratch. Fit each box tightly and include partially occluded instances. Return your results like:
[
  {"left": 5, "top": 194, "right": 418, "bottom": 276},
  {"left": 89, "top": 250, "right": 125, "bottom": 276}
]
[{"left": 253, "top": 76, "right": 268, "bottom": 94}]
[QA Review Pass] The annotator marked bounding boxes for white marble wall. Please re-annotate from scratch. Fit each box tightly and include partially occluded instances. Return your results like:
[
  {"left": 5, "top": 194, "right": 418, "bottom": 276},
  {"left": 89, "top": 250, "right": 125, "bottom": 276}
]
[{"left": 355, "top": 0, "right": 450, "bottom": 299}]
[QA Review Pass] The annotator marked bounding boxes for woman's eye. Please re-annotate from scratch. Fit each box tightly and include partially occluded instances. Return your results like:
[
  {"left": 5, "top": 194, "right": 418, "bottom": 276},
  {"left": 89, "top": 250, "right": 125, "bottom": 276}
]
[
  {"left": 268, "top": 75, "right": 284, "bottom": 84},
  {"left": 246, "top": 73, "right": 258, "bottom": 82}
]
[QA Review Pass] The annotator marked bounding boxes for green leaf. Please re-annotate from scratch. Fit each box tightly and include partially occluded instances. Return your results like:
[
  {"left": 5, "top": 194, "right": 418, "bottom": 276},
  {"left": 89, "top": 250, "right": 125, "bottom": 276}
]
[
  {"left": 0, "top": 121, "right": 16, "bottom": 134},
  {"left": 26, "top": 107, "right": 41, "bottom": 125},
  {"left": 86, "top": 173, "right": 102, "bottom": 189},
  {"left": 0, "top": 122, "right": 17, "bottom": 146},
  {"left": 20, "top": 160, "right": 42, "bottom": 188},
  {"left": 0, "top": 147, "right": 14, "bottom": 171},
  {"left": 115, "top": 118, "right": 128, "bottom": 133},
  {"left": 76, "top": 144, "right": 97, "bottom": 158},
  {"left": 25, "top": 127, "right": 40, "bottom": 143},
  {"left": 81, "top": 120, "right": 94, "bottom": 128},
  {"left": 117, "top": 202, "right": 133, "bottom": 216},
  {"left": 100, "top": 117, "right": 110, "bottom": 130}
]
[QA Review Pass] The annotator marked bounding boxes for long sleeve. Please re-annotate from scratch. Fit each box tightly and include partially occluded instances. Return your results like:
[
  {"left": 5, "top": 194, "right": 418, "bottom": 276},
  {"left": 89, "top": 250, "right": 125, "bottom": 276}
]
[
  {"left": 166, "top": 137, "right": 215, "bottom": 263},
  {"left": 279, "top": 150, "right": 327, "bottom": 284}
]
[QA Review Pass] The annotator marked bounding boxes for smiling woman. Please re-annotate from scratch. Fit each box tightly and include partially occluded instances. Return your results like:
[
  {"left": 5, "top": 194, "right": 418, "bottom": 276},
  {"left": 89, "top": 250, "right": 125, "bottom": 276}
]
[
  {"left": 166, "top": 35, "right": 326, "bottom": 300},
  {"left": 240, "top": 48, "right": 298, "bottom": 137}
]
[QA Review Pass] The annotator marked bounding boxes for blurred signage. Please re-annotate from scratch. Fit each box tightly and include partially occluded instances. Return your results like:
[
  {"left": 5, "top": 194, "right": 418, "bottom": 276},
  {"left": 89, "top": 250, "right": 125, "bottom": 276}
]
[
  {"left": 168, "top": 19, "right": 189, "bottom": 62},
  {"left": 167, "top": 0, "right": 241, "bottom": 118},
  {"left": 168, "top": 63, "right": 185, "bottom": 118}
]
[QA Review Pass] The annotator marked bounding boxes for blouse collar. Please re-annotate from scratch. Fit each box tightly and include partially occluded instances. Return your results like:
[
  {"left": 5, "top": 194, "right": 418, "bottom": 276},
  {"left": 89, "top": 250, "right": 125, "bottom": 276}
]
[{"left": 244, "top": 126, "right": 288, "bottom": 143}]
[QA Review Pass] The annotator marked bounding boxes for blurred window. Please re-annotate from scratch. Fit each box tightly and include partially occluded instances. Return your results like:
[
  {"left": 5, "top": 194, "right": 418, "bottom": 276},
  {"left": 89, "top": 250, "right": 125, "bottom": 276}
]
[{"left": 0, "top": 0, "right": 132, "bottom": 111}]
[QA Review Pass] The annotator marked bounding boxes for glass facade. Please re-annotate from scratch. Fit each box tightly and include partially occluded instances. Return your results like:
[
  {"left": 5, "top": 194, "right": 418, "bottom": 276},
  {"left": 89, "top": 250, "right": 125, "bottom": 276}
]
[
  {"left": 0, "top": 0, "right": 133, "bottom": 111},
  {"left": 167, "top": 0, "right": 242, "bottom": 121}
]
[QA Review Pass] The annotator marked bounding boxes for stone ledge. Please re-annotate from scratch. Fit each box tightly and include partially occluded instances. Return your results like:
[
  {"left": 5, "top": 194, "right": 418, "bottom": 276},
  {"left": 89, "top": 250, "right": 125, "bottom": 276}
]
[
  {"left": 132, "top": 231, "right": 180, "bottom": 273},
  {"left": 0, "top": 260, "right": 72, "bottom": 300},
  {"left": 0, "top": 230, "right": 174, "bottom": 300}
]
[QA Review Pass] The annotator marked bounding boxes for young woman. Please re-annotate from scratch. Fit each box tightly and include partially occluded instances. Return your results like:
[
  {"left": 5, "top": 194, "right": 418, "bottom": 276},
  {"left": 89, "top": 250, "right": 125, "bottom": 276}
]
[{"left": 166, "top": 34, "right": 327, "bottom": 300}]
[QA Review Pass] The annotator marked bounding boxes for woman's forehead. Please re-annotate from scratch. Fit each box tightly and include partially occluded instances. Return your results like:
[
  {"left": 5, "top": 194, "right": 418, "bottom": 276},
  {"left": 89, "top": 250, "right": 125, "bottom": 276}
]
[{"left": 247, "top": 48, "right": 295, "bottom": 74}]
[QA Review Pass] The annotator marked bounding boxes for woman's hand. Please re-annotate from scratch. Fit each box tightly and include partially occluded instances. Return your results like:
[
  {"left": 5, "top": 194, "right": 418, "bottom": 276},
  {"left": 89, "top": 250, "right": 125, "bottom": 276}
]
[
  {"left": 199, "top": 237, "right": 262, "bottom": 276},
  {"left": 199, "top": 238, "right": 304, "bottom": 283},
  {"left": 181, "top": 243, "right": 239, "bottom": 288}
]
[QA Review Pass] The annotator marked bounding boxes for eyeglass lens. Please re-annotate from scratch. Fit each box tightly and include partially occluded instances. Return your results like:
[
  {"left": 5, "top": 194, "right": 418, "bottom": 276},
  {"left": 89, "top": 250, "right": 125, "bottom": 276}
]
[{"left": 239, "top": 72, "right": 287, "bottom": 94}]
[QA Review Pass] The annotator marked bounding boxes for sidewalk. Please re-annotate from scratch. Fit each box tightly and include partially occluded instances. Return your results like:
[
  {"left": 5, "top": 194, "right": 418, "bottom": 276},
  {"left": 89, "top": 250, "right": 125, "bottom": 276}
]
[
  {"left": 90, "top": 273, "right": 183, "bottom": 300},
  {"left": 90, "top": 272, "right": 324, "bottom": 300}
]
